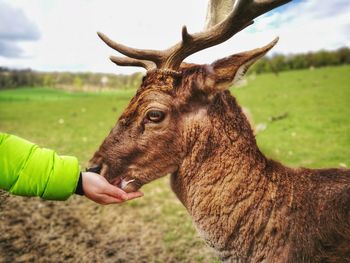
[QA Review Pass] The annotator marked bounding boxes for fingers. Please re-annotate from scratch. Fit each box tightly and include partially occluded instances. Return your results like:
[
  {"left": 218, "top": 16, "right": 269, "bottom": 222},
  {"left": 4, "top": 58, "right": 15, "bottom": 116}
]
[
  {"left": 95, "top": 191, "right": 144, "bottom": 205},
  {"left": 96, "top": 194, "right": 124, "bottom": 205},
  {"left": 103, "top": 184, "right": 144, "bottom": 201},
  {"left": 104, "top": 184, "right": 128, "bottom": 200},
  {"left": 125, "top": 191, "right": 144, "bottom": 200}
]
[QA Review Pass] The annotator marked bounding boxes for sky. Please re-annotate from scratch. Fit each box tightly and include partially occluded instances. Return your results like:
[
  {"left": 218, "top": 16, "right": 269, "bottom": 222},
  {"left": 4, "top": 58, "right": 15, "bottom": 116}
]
[{"left": 0, "top": 0, "right": 349, "bottom": 74}]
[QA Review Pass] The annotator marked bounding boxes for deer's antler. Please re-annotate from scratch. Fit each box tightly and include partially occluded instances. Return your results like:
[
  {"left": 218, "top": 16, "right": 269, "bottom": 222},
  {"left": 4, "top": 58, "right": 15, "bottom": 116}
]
[
  {"left": 99, "top": 0, "right": 291, "bottom": 71},
  {"left": 109, "top": 56, "right": 156, "bottom": 71}
]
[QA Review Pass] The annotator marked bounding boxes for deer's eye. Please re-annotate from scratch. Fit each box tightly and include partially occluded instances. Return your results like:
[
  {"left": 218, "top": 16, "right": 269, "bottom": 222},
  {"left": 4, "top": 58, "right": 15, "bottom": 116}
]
[{"left": 146, "top": 110, "right": 165, "bottom": 123}]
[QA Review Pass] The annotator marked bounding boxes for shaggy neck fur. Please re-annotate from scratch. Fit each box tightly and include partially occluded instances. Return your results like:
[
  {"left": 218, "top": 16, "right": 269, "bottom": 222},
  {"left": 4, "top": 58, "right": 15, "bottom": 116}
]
[{"left": 170, "top": 91, "right": 350, "bottom": 262}]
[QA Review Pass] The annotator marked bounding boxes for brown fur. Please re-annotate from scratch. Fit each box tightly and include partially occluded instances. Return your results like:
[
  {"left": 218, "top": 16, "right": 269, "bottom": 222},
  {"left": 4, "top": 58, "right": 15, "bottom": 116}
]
[{"left": 90, "top": 59, "right": 350, "bottom": 262}]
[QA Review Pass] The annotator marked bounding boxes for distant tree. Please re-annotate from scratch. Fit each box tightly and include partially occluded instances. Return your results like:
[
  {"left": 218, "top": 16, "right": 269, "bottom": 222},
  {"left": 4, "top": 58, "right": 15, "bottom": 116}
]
[
  {"left": 270, "top": 55, "right": 288, "bottom": 75},
  {"left": 290, "top": 54, "right": 308, "bottom": 70},
  {"left": 248, "top": 46, "right": 350, "bottom": 75},
  {"left": 73, "top": 76, "right": 84, "bottom": 90},
  {"left": 43, "top": 75, "right": 54, "bottom": 87},
  {"left": 251, "top": 58, "right": 271, "bottom": 74},
  {"left": 336, "top": 47, "right": 350, "bottom": 64}
]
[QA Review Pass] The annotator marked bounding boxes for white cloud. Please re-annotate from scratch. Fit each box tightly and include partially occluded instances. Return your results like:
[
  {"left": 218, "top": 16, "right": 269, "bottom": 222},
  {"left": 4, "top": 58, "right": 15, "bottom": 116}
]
[
  {"left": 255, "top": 0, "right": 350, "bottom": 54},
  {"left": 0, "top": 0, "right": 348, "bottom": 73},
  {"left": 0, "top": 0, "right": 40, "bottom": 57}
]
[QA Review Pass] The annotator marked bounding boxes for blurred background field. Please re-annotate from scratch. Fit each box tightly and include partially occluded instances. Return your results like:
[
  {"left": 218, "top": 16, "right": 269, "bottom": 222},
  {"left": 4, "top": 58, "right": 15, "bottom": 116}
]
[{"left": 0, "top": 65, "right": 349, "bottom": 263}]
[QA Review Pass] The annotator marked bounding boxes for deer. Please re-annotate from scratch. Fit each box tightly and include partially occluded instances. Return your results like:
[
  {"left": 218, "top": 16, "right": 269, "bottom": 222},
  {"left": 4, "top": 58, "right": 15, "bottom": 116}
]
[{"left": 89, "top": 0, "right": 350, "bottom": 262}]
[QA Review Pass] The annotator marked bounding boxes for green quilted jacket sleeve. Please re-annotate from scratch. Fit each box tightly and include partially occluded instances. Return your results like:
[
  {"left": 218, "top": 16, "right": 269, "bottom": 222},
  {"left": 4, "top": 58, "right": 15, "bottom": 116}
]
[{"left": 0, "top": 133, "right": 80, "bottom": 200}]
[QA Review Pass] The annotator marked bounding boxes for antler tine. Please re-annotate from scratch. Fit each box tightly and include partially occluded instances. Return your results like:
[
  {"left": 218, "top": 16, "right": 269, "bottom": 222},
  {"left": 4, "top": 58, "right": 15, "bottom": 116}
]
[
  {"left": 163, "top": 0, "right": 292, "bottom": 69},
  {"left": 97, "top": 32, "right": 164, "bottom": 66},
  {"left": 98, "top": 0, "right": 291, "bottom": 71},
  {"left": 110, "top": 56, "right": 156, "bottom": 71}
]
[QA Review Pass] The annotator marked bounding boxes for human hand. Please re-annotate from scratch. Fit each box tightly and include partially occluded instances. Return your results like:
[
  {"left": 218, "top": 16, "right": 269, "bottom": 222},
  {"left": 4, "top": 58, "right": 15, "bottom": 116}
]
[{"left": 81, "top": 172, "right": 144, "bottom": 205}]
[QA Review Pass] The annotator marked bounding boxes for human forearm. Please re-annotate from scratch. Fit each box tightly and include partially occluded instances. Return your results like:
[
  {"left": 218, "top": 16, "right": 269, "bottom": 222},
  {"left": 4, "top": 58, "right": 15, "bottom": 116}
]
[{"left": 0, "top": 133, "right": 80, "bottom": 200}]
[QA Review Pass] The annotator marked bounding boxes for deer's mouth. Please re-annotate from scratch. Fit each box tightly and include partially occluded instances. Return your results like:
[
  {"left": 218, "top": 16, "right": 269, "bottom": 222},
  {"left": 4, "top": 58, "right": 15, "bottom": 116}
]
[
  {"left": 117, "top": 176, "right": 144, "bottom": 193},
  {"left": 87, "top": 163, "right": 145, "bottom": 193},
  {"left": 103, "top": 164, "right": 145, "bottom": 193}
]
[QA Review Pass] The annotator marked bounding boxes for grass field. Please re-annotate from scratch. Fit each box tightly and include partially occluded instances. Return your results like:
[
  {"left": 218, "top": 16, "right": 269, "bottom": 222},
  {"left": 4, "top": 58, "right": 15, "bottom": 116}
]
[{"left": 0, "top": 65, "right": 349, "bottom": 262}]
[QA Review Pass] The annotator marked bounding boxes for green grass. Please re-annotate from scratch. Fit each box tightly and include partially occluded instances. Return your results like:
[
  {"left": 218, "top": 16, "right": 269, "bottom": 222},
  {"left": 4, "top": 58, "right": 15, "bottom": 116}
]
[
  {"left": 0, "top": 87, "right": 136, "bottom": 163},
  {"left": 0, "top": 86, "right": 136, "bottom": 102},
  {"left": 0, "top": 65, "right": 349, "bottom": 262},
  {"left": 233, "top": 65, "right": 350, "bottom": 168}
]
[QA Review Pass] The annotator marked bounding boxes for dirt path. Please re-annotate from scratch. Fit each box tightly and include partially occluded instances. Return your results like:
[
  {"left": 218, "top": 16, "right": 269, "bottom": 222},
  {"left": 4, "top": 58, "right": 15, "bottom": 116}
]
[{"left": 0, "top": 189, "right": 215, "bottom": 263}]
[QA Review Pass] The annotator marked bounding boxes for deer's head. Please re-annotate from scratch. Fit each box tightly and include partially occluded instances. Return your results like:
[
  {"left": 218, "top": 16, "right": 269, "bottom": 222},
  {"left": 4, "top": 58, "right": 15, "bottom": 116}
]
[{"left": 90, "top": 0, "right": 290, "bottom": 192}]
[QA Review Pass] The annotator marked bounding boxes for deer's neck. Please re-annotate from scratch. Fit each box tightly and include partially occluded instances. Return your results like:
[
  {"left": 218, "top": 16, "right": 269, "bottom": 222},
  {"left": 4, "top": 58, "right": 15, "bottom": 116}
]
[{"left": 171, "top": 92, "right": 291, "bottom": 260}]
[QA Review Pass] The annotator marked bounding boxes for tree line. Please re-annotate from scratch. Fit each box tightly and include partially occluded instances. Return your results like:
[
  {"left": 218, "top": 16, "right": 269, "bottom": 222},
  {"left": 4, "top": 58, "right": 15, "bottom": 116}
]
[
  {"left": 0, "top": 68, "right": 143, "bottom": 90},
  {"left": 250, "top": 47, "right": 350, "bottom": 74},
  {"left": 1, "top": 47, "right": 349, "bottom": 90}
]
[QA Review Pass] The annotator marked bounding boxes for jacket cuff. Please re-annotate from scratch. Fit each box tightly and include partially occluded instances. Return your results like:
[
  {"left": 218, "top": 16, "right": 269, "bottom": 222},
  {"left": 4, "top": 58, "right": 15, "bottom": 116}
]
[{"left": 75, "top": 172, "right": 84, "bottom": 195}]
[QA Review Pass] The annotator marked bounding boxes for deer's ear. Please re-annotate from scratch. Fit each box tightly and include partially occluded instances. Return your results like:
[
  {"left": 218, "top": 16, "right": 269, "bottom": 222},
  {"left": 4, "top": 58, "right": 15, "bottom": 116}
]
[{"left": 211, "top": 37, "right": 278, "bottom": 90}]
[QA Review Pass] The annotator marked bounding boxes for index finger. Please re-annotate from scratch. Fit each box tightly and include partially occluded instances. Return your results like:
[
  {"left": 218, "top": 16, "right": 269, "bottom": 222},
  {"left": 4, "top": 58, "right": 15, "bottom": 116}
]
[{"left": 124, "top": 191, "right": 144, "bottom": 200}]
